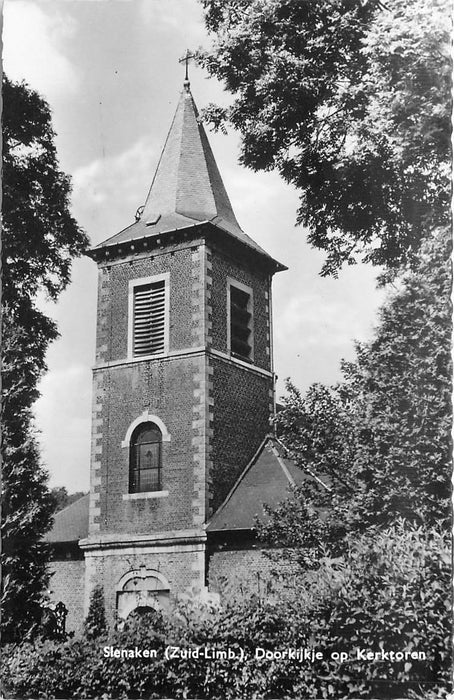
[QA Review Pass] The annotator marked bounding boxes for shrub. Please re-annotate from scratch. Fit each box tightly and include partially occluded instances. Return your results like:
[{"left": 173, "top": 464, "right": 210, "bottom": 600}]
[
  {"left": 284, "top": 521, "right": 452, "bottom": 698},
  {"left": 84, "top": 584, "right": 107, "bottom": 640},
  {"left": 1, "top": 522, "right": 450, "bottom": 699}
]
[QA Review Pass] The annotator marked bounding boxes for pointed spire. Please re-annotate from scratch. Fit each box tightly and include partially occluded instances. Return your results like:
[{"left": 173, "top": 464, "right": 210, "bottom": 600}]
[
  {"left": 140, "top": 85, "right": 243, "bottom": 237},
  {"left": 90, "top": 82, "right": 286, "bottom": 272}
]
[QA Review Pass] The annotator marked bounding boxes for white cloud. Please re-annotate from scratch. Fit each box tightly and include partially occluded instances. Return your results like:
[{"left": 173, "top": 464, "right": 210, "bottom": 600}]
[
  {"left": 3, "top": 1, "right": 79, "bottom": 100},
  {"left": 71, "top": 137, "right": 158, "bottom": 241},
  {"left": 228, "top": 168, "right": 288, "bottom": 216},
  {"left": 34, "top": 364, "right": 91, "bottom": 492},
  {"left": 73, "top": 137, "right": 155, "bottom": 204},
  {"left": 278, "top": 293, "right": 359, "bottom": 351},
  {"left": 272, "top": 264, "right": 385, "bottom": 396},
  {"left": 139, "top": 0, "right": 206, "bottom": 40}
]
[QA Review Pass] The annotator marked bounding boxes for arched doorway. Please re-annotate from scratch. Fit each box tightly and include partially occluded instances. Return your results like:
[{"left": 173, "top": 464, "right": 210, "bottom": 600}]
[
  {"left": 126, "top": 605, "right": 163, "bottom": 627},
  {"left": 128, "top": 605, "right": 156, "bottom": 618},
  {"left": 116, "top": 569, "right": 170, "bottom": 621}
]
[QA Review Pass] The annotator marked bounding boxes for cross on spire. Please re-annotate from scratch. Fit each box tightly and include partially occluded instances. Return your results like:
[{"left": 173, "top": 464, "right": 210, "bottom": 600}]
[{"left": 179, "top": 49, "right": 196, "bottom": 89}]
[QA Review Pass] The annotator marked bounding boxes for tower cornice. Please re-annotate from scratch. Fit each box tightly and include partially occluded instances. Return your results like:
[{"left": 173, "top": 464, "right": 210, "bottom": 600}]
[{"left": 87, "top": 220, "right": 287, "bottom": 273}]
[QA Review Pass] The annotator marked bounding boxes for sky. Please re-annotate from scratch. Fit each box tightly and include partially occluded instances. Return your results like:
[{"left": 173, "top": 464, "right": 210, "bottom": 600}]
[{"left": 3, "top": 0, "right": 385, "bottom": 493}]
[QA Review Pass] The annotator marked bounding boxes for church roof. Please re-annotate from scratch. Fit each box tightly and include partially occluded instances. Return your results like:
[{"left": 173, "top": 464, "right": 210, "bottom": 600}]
[
  {"left": 45, "top": 439, "right": 330, "bottom": 544},
  {"left": 44, "top": 494, "right": 90, "bottom": 544},
  {"left": 90, "top": 83, "right": 285, "bottom": 270},
  {"left": 207, "top": 436, "right": 329, "bottom": 533}
]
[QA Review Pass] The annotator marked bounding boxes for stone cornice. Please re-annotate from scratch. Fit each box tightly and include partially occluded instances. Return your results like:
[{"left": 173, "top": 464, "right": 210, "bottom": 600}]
[{"left": 79, "top": 528, "right": 206, "bottom": 551}]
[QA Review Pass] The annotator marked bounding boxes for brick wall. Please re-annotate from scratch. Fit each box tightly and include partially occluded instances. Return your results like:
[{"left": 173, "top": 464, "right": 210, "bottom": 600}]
[
  {"left": 86, "top": 231, "right": 277, "bottom": 620},
  {"left": 49, "top": 558, "right": 86, "bottom": 635},
  {"left": 209, "top": 245, "right": 272, "bottom": 372},
  {"left": 209, "top": 357, "right": 272, "bottom": 511},
  {"left": 90, "top": 242, "right": 210, "bottom": 536},
  {"left": 93, "top": 355, "right": 204, "bottom": 534},
  {"left": 90, "top": 236, "right": 274, "bottom": 532},
  {"left": 207, "top": 243, "right": 274, "bottom": 510},
  {"left": 85, "top": 546, "right": 205, "bottom": 629},
  {"left": 208, "top": 546, "right": 296, "bottom": 602},
  {"left": 96, "top": 243, "right": 199, "bottom": 365}
]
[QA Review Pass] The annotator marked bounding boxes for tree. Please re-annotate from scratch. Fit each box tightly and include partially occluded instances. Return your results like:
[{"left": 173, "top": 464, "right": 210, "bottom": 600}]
[
  {"left": 199, "top": 0, "right": 451, "bottom": 277},
  {"left": 1, "top": 76, "right": 88, "bottom": 641},
  {"left": 259, "top": 226, "right": 451, "bottom": 561},
  {"left": 83, "top": 585, "right": 107, "bottom": 639}
]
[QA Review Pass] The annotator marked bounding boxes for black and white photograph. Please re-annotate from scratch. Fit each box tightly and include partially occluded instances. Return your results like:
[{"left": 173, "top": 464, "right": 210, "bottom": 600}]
[{"left": 1, "top": 1, "right": 452, "bottom": 698}]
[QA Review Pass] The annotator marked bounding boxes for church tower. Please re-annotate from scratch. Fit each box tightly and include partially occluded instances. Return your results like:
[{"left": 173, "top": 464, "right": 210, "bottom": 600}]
[{"left": 81, "top": 77, "right": 286, "bottom": 625}]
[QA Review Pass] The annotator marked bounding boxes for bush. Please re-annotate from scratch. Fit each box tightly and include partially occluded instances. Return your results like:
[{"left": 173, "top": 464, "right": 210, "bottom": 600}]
[
  {"left": 1, "top": 637, "right": 100, "bottom": 699},
  {"left": 283, "top": 521, "right": 452, "bottom": 698},
  {"left": 84, "top": 584, "right": 107, "bottom": 640},
  {"left": 1, "top": 522, "right": 450, "bottom": 699}
]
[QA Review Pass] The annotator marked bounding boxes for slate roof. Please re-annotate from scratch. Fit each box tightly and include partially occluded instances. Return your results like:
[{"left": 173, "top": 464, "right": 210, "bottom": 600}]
[
  {"left": 90, "top": 84, "right": 285, "bottom": 271},
  {"left": 207, "top": 436, "right": 329, "bottom": 533},
  {"left": 44, "top": 494, "right": 90, "bottom": 544}
]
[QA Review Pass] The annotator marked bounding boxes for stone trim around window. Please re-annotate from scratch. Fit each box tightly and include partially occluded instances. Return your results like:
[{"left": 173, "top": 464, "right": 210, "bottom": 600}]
[
  {"left": 226, "top": 276, "right": 254, "bottom": 362},
  {"left": 127, "top": 272, "right": 170, "bottom": 360},
  {"left": 122, "top": 490, "right": 169, "bottom": 501},
  {"left": 121, "top": 411, "right": 171, "bottom": 448}
]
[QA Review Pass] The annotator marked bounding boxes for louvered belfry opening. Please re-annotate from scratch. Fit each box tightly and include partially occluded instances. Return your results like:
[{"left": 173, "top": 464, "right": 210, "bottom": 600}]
[
  {"left": 133, "top": 281, "right": 166, "bottom": 356},
  {"left": 230, "top": 286, "right": 252, "bottom": 360}
]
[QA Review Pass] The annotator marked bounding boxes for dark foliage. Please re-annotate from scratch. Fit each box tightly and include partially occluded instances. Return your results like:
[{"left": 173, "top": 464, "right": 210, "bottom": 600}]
[
  {"left": 1, "top": 76, "right": 88, "bottom": 641},
  {"left": 199, "top": 0, "right": 451, "bottom": 278},
  {"left": 84, "top": 585, "right": 108, "bottom": 640},
  {"left": 259, "top": 227, "right": 451, "bottom": 567},
  {"left": 1, "top": 524, "right": 451, "bottom": 698}
]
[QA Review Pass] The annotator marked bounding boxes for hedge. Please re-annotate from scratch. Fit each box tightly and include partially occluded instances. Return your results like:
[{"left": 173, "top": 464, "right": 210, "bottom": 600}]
[{"left": 1, "top": 522, "right": 450, "bottom": 699}]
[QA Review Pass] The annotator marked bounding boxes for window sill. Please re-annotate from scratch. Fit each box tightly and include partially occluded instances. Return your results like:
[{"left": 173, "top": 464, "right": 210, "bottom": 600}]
[
  {"left": 122, "top": 490, "right": 169, "bottom": 501},
  {"left": 128, "top": 351, "right": 169, "bottom": 362},
  {"left": 231, "top": 352, "right": 254, "bottom": 364}
]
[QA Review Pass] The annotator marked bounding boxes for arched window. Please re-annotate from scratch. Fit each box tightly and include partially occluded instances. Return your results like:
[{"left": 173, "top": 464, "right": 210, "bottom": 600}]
[{"left": 129, "top": 423, "right": 162, "bottom": 493}]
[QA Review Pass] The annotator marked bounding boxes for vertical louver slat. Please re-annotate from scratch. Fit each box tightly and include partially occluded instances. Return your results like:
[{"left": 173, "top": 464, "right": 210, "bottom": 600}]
[{"left": 133, "top": 281, "right": 166, "bottom": 356}]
